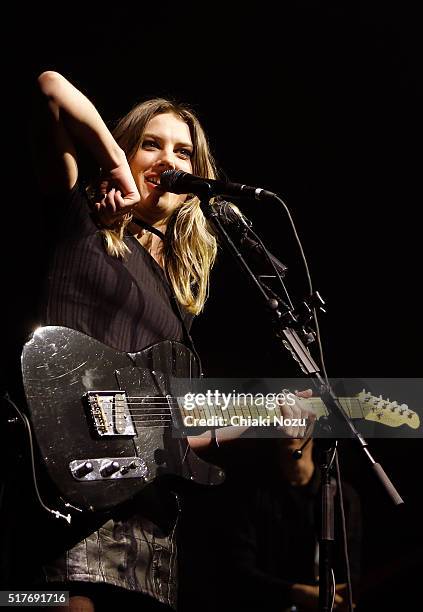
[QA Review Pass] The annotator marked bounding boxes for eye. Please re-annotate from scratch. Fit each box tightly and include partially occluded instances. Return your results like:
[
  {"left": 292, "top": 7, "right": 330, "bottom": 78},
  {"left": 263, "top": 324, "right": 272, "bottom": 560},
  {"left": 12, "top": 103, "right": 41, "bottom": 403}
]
[
  {"left": 177, "top": 148, "right": 193, "bottom": 160},
  {"left": 142, "top": 139, "right": 159, "bottom": 149}
]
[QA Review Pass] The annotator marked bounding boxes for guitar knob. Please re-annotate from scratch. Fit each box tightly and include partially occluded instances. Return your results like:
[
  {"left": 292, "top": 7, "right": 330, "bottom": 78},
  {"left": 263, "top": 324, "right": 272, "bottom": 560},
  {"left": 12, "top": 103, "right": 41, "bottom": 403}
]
[
  {"left": 73, "top": 461, "right": 94, "bottom": 478},
  {"left": 100, "top": 461, "right": 120, "bottom": 477}
]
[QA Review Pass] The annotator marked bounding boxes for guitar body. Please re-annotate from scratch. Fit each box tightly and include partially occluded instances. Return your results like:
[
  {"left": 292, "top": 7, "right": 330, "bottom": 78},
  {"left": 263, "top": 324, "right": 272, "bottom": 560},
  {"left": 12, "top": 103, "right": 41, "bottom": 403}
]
[{"left": 21, "top": 326, "right": 223, "bottom": 516}]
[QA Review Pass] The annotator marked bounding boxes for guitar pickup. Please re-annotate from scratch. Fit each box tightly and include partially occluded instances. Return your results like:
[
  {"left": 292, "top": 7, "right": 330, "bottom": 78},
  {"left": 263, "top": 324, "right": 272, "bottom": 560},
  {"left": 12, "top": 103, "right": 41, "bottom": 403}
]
[{"left": 84, "top": 391, "right": 136, "bottom": 437}]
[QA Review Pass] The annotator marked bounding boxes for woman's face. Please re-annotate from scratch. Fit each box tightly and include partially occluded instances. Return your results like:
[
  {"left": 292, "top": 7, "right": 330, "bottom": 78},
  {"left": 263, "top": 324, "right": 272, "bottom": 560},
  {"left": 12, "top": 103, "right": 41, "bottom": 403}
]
[{"left": 130, "top": 112, "right": 194, "bottom": 225}]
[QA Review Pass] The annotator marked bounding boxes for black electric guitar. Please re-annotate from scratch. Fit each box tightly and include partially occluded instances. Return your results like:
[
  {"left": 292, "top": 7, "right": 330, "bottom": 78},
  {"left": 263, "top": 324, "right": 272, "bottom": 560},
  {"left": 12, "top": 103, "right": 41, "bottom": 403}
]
[
  {"left": 18, "top": 326, "right": 420, "bottom": 521},
  {"left": 19, "top": 325, "right": 223, "bottom": 521}
]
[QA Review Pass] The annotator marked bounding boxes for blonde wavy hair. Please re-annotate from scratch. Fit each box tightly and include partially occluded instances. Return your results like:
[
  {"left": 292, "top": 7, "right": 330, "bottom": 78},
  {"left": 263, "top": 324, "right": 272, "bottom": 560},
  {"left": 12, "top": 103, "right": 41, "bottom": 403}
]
[{"left": 97, "top": 98, "right": 219, "bottom": 315}]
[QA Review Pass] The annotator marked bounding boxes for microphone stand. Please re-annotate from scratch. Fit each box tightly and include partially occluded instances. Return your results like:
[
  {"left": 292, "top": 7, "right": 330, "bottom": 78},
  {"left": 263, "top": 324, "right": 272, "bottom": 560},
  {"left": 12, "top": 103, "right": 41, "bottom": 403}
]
[{"left": 197, "top": 189, "right": 404, "bottom": 612}]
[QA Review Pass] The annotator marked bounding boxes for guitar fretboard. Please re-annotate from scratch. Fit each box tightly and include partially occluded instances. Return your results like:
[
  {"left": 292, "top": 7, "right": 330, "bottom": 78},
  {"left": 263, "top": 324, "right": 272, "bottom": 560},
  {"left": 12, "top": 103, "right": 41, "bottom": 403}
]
[{"left": 179, "top": 397, "right": 367, "bottom": 422}]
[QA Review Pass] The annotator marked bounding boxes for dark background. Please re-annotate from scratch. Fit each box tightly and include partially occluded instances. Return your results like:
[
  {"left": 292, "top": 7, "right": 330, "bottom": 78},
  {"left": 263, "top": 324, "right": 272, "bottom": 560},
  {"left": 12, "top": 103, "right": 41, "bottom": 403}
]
[{"left": 3, "top": 1, "right": 422, "bottom": 609}]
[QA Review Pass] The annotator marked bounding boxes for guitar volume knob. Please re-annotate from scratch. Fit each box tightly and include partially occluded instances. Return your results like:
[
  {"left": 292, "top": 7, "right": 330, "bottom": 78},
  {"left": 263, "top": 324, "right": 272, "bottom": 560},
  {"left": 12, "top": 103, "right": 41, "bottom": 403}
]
[
  {"left": 72, "top": 461, "right": 94, "bottom": 478},
  {"left": 100, "top": 460, "right": 120, "bottom": 477}
]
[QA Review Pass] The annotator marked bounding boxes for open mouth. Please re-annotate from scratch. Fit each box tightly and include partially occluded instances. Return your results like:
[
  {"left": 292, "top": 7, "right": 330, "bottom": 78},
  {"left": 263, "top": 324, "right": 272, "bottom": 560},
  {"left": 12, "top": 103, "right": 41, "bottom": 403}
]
[{"left": 145, "top": 176, "right": 161, "bottom": 187}]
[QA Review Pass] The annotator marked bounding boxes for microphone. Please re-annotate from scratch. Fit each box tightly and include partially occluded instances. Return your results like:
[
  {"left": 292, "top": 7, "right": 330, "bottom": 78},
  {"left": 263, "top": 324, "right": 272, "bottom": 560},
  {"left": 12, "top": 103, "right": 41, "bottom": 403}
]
[{"left": 160, "top": 170, "right": 277, "bottom": 201}]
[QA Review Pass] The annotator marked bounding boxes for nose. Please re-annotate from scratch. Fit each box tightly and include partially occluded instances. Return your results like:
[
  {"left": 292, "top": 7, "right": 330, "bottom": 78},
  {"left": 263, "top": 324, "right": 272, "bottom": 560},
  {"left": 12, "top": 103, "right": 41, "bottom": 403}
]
[{"left": 157, "top": 147, "right": 177, "bottom": 170}]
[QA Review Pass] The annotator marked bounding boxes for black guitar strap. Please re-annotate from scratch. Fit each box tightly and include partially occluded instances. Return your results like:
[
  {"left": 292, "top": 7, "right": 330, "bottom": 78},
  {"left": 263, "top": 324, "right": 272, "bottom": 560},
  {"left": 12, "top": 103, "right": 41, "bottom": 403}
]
[
  {"left": 131, "top": 217, "right": 166, "bottom": 241},
  {"left": 169, "top": 293, "right": 203, "bottom": 377}
]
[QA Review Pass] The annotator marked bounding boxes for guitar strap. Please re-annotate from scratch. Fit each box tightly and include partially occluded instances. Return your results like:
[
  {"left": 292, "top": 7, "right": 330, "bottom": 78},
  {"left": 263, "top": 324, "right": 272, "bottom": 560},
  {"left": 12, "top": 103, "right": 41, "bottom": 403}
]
[
  {"left": 132, "top": 217, "right": 166, "bottom": 241},
  {"left": 169, "top": 293, "right": 204, "bottom": 377}
]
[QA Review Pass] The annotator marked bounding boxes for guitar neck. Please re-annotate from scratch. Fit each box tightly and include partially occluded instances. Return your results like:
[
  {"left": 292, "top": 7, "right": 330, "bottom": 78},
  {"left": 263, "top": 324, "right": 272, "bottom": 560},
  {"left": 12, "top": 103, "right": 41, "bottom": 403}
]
[{"left": 180, "top": 397, "right": 367, "bottom": 423}]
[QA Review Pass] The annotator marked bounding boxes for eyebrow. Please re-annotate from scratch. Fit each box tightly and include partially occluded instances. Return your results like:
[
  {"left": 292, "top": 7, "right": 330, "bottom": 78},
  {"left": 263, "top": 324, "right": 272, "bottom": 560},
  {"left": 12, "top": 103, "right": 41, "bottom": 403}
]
[{"left": 143, "top": 133, "right": 193, "bottom": 150}]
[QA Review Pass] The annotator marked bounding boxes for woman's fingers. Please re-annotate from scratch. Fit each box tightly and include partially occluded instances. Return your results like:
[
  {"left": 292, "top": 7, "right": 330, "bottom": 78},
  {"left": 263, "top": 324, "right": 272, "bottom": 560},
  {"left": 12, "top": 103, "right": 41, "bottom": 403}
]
[
  {"left": 104, "top": 188, "right": 117, "bottom": 214},
  {"left": 121, "top": 189, "right": 140, "bottom": 209},
  {"left": 277, "top": 390, "right": 315, "bottom": 438},
  {"left": 94, "top": 186, "right": 137, "bottom": 227}
]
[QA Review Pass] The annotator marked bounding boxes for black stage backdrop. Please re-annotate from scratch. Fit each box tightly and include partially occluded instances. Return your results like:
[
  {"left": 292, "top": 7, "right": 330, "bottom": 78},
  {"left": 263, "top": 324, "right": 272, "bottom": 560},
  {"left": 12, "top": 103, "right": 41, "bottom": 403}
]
[{"left": 2, "top": 2, "right": 422, "bottom": 609}]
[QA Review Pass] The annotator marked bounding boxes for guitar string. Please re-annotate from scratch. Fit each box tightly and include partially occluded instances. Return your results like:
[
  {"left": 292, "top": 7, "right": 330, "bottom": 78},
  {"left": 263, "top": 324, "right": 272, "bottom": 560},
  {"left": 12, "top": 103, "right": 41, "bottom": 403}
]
[
  {"left": 105, "top": 398, "right": 379, "bottom": 419},
  {"left": 89, "top": 397, "right": 408, "bottom": 425},
  {"left": 124, "top": 398, "right": 406, "bottom": 412},
  {"left": 98, "top": 394, "right": 391, "bottom": 412},
  {"left": 112, "top": 412, "right": 412, "bottom": 423},
  {"left": 120, "top": 394, "right": 403, "bottom": 408},
  {"left": 104, "top": 406, "right": 414, "bottom": 424},
  {"left": 96, "top": 421, "right": 317, "bottom": 429},
  {"left": 84, "top": 396, "right": 411, "bottom": 430},
  {"left": 110, "top": 396, "right": 389, "bottom": 409},
  {"left": 90, "top": 405, "right": 410, "bottom": 427}
]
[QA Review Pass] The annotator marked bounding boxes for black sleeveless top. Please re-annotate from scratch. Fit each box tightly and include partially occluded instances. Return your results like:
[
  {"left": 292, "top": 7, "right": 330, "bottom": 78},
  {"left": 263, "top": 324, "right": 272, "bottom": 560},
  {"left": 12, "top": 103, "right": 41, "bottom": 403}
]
[{"left": 41, "top": 182, "right": 191, "bottom": 352}]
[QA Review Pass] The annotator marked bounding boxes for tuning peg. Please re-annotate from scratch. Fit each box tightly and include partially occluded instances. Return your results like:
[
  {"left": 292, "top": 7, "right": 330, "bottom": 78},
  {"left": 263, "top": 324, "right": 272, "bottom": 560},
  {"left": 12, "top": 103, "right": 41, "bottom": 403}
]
[{"left": 399, "top": 403, "right": 408, "bottom": 415}]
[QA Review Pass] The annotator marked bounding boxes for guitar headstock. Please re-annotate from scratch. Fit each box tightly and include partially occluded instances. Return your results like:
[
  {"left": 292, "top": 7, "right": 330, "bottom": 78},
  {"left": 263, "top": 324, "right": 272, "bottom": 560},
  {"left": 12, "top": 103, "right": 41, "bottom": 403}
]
[{"left": 358, "top": 390, "right": 420, "bottom": 429}]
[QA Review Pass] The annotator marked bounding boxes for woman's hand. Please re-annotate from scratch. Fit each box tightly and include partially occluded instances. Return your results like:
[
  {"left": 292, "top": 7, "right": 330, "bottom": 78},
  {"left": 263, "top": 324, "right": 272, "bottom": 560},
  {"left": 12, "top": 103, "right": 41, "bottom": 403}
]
[
  {"left": 93, "top": 162, "right": 140, "bottom": 227},
  {"left": 277, "top": 389, "right": 316, "bottom": 438},
  {"left": 291, "top": 582, "right": 354, "bottom": 610}
]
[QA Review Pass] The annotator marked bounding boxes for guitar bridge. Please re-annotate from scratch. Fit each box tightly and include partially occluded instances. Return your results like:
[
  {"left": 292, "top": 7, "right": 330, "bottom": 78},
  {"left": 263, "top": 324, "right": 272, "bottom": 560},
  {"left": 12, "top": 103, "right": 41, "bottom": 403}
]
[{"left": 85, "top": 391, "right": 136, "bottom": 437}]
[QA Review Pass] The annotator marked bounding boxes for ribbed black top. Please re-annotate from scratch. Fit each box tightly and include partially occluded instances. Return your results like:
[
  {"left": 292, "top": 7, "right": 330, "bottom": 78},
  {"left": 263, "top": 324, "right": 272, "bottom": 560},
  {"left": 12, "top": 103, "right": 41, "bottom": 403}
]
[{"left": 40, "top": 183, "right": 190, "bottom": 352}]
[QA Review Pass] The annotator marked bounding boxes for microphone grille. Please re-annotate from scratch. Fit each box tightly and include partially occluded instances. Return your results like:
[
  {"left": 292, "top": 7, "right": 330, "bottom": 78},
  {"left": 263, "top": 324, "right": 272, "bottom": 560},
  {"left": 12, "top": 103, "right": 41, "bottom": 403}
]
[{"left": 160, "top": 169, "right": 183, "bottom": 190}]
